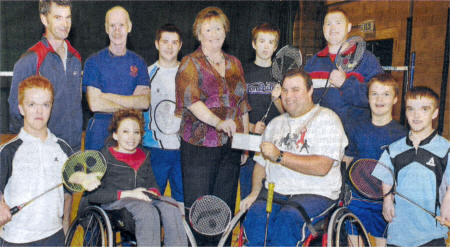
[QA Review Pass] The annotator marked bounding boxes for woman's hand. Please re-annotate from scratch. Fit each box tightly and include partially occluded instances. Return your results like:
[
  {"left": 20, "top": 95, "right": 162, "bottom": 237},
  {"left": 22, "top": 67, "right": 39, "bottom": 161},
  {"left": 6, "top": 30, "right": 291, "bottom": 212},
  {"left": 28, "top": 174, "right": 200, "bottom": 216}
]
[
  {"left": 121, "top": 187, "right": 151, "bottom": 202},
  {"left": 216, "top": 119, "right": 236, "bottom": 137}
]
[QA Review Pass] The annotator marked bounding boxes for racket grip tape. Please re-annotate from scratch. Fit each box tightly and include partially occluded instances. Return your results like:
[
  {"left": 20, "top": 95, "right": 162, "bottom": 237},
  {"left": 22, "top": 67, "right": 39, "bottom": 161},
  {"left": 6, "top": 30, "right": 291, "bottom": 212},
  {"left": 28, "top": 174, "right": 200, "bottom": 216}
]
[
  {"left": 266, "top": 183, "right": 275, "bottom": 213},
  {"left": 10, "top": 206, "right": 19, "bottom": 215}
]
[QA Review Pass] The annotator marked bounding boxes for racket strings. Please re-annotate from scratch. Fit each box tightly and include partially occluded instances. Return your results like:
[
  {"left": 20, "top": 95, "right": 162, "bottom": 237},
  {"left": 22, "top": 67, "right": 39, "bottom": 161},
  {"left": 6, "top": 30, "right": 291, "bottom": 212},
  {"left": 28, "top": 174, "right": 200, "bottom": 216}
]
[
  {"left": 154, "top": 100, "right": 180, "bottom": 135},
  {"left": 348, "top": 159, "right": 391, "bottom": 200},
  {"left": 189, "top": 195, "right": 231, "bottom": 236},
  {"left": 336, "top": 36, "right": 365, "bottom": 72},
  {"left": 63, "top": 150, "right": 107, "bottom": 192},
  {"left": 272, "top": 45, "right": 302, "bottom": 82}
]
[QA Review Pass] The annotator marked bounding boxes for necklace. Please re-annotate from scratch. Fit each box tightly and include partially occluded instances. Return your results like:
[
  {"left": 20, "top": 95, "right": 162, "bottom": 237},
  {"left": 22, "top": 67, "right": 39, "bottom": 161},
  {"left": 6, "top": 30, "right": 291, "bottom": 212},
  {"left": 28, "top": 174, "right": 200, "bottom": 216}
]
[{"left": 206, "top": 53, "right": 225, "bottom": 67}]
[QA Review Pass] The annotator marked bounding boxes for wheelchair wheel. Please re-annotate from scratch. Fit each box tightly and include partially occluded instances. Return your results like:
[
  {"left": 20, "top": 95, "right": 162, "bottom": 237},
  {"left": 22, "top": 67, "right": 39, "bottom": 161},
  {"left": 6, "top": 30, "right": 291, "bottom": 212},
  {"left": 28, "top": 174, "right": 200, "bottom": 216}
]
[
  {"left": 327, "top": 207, "right": 371, "bottom": 247},
  {"left": 218, "top": 209, "right": 247, "bottom": 247},
  {"left": 65, "top": 206, "right": 114, "bottom": 247}
]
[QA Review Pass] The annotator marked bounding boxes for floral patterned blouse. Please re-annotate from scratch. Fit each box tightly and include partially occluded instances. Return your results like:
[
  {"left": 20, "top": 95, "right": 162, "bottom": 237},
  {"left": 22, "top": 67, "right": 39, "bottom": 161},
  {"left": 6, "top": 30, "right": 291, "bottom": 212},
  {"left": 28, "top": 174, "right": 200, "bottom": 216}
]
[{"left": 175, "top": 47, "right": 250, "bottom": 147}]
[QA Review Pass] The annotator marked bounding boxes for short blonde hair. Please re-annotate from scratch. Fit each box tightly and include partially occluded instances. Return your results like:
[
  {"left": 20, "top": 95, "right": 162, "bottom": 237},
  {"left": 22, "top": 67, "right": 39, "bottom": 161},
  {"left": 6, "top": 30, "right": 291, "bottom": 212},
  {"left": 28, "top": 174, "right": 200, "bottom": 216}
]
[{"left": 192, "top": 6, "right": 229, "bottom": 41}]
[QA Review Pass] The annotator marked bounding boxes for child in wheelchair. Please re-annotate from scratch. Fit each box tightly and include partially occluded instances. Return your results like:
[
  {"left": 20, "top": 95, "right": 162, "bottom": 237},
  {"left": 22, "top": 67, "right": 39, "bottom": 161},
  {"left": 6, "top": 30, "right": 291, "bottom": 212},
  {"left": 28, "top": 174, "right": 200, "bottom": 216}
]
[{"left": 87, "top": 109, "right": 187, "bottom": 246}]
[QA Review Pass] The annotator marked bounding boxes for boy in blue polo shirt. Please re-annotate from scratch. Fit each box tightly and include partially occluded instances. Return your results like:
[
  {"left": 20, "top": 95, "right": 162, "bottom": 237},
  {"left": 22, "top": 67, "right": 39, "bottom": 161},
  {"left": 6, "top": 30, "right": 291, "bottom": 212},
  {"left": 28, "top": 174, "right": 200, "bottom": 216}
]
[
  {"left": 373, "top": 86, "right": 450, "bottom": 247},
  {"left": 345, "top": 73, "right": 406, "bottom": 246}
]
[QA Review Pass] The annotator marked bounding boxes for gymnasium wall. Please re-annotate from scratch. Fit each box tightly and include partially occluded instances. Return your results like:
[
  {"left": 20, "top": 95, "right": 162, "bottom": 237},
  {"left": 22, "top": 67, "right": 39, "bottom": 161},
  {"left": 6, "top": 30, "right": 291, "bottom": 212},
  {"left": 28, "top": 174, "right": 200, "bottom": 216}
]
[
  {"left": 0, "top": 0, "right": 300, "bottom": 134},
  {"left": 324, "top": 1, "right": 450, "bottom": 139}
]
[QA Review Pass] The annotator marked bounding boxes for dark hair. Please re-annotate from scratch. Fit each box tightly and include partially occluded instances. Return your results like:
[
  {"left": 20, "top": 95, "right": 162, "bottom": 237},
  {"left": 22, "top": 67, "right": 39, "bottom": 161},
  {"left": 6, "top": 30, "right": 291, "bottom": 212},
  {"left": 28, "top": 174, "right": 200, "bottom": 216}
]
[
  {"left": 251, "top": 23, "right": 280, "bottom": 46},
  {"left": 406, "top": 86, "right": 440, "bottom": 109},
  {"left": 282, "top": 68, "right": 313, "bottom": 91},
  {"left": 156, "top": 23, "right": 182, "bottom": 43},
  {"left": 39, "top": 0, "right": 71, "bottom": 15},
  {"left": 368, "top": 73, "right": 399, "bottom": 97},
  {"left": 107, "top": 109, "right": 145, "bottom": 147}
]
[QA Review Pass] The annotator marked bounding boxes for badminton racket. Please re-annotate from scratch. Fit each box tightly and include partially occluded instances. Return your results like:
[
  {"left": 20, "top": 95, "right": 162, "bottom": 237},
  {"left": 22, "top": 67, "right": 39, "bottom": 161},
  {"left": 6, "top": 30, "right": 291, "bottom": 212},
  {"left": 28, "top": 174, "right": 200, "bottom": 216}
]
[
  {"left": 271, "top": 45, "right": 303, "bottom": 82},
  {"left": 144, "top": 192, "right": 232, "bottom": 236},
  {"left": 10, "top": 150, "right": 106, "bottom": 216},
  {"left": 260, "top": 45, "right": 303, "bottom": 123},
  {"left": 349, "top": 158, "right": 450, "bottom": 227},
  {"left": 154, "top": 99, "right": 182, "bottom": 135},
  {"left": 318, "top": 36, "right": 366, "bottom": 104}
]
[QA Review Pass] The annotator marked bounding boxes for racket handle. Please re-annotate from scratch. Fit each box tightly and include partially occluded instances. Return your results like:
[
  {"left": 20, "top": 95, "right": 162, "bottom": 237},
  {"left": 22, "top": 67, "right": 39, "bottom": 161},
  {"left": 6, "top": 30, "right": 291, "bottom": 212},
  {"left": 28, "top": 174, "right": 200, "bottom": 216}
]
[
  {"left": 266, "top": 183, "right": 275, "bottom": 213},
  {"left": 10, "top": 206, "right": 19, "bottom": 215},
  {"left": 435, "top": 216, "right": 450, "bottom": 228}
]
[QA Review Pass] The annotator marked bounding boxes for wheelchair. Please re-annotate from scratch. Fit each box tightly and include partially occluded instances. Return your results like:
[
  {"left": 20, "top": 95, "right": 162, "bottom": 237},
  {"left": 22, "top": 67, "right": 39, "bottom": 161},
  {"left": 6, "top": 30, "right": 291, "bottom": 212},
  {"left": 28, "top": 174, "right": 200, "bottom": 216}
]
[
  {"left": 218, "top": 164, "right": 372, "bottom": 247},
  {"left": 65, "top": 200, "right": 196, "bottom": 247}
]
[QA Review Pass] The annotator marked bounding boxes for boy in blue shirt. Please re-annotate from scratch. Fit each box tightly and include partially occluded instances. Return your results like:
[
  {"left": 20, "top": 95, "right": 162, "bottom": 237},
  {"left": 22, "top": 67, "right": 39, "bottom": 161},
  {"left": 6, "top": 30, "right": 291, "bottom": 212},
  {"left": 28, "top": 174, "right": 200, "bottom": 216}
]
[
  {"left": 345, "top": 73, "right": 406, "bottom": 246},
  {"left": 373, "top": 86, "right": 450, "bottom": 246}
]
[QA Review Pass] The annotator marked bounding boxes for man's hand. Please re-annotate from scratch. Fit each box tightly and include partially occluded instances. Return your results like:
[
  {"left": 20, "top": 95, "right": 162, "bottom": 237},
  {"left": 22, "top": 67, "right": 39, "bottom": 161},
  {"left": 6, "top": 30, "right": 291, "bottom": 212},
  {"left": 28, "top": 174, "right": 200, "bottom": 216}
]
[
  {"left": 260, "top": 142, "right": 280, "bottom": 163},
  {"left": 0, "top": 196, "right": 11, "bottom": 227},
  {"left": 329, "top": 68, "right": 346, "bottom": 88},
  {"left": 216, "top": 119, "right": 237, "bottom": 137},
  {"left": 122, "top": 187, "right": 151, "bottom": 202},
  {"left": 240, "top": 193, "right": 258, "bottom": 212},
  {"left": 382, "top": 195, "right": 395, "bottom": 222},
  {"left": 438, "top": 188, "right": 450, "bottom": 226},
  {"left": 254, "top": 121, "right": 266, "bottom": 134},
  {"left": 271, "top": 84, "right": 281, "bottom": 100}
]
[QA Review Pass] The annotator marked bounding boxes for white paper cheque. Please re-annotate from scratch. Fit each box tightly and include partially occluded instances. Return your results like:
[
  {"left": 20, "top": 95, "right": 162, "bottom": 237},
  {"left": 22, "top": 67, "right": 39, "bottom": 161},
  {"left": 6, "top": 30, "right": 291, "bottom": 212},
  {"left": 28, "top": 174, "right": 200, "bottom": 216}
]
[{"left": 231, "top": 133, "right": 262, "bottom": 152}]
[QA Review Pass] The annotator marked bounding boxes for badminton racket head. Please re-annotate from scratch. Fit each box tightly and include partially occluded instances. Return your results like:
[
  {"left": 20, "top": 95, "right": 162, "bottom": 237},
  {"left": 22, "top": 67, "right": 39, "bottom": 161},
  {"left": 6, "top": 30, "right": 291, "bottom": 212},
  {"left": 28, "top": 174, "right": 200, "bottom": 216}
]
[
  {"left": 335, "top": 36, "right": 366, "bottom": 72},
  {"left": 154, "top": 99, "right": 181, "bottom": 135},
  {"left": 189, "top": 195, "right": 232, "bottom": 236},
  {"left": 62, "top": 150, "right": 106, "bottom": 192},
  {"left": 272, "top": 45, "right": 303, "bottom": 82},
  {"left": 348, "top": 159, "right": 394, "bottom": 200}
]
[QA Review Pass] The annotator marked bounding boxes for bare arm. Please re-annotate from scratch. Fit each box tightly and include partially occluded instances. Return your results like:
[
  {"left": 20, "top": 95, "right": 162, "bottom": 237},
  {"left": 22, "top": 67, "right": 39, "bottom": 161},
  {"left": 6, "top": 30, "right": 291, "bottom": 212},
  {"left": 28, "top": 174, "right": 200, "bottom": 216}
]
[
  {"left": 260, "top": 142, "right": 334, "bottom": 176},
  {"left": 273, "top": 98, "right": 284, "bottom": 114},
  {"left": 382, "top": 183, "right": 395, "bottom": 222},
  {"left": 280, "top": 152, "right": 334, "bottom": 176},
  {"left": 271, "top": 84, "right": 284, "bottom": 114},
  {"left": 240, "top": 162, "right": 266, "bottom": 211},
  {"left": 86, "top": 86, "right": 126, "bottom": 113},
  {"left": 63, "top": 193, "right": 72, "bottom": 234},
  {"left": 242, "top": 112, "right": 249, "bottom": 134},
  {"left": 102, "top": 85, "right": 150, "bottom": 110},
  {"left": 87, "top": 86, "right": 150, "bottom": 113},
  {"left": 438, "top": 186, "right": 450, "bottom": 225}
]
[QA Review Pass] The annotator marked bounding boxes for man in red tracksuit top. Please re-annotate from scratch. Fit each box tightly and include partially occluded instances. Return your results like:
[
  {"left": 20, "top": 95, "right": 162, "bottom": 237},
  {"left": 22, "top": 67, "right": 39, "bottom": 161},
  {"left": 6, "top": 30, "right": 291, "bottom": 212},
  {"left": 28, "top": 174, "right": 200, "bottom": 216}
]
[
  {"left": 8, "top": 0, "right": 83, "bottom": 151},
  {"left": 304, "top": 8, "right": 383, "bottom": 133}
]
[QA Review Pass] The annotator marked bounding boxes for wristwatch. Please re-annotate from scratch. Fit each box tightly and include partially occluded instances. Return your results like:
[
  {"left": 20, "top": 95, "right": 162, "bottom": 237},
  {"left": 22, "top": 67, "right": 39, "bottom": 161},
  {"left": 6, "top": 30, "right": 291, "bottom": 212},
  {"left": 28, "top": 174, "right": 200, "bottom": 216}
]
[{"left": 275, "top": 151, "right": 284, "bottom": 163}]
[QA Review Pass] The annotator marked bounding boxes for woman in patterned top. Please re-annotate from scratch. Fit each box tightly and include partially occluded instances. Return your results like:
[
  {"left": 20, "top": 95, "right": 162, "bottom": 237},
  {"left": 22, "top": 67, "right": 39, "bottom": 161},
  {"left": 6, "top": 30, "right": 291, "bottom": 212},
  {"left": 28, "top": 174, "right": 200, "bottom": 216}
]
[{"left": 175, "top": 6, "right": 250, "bottom": 246}]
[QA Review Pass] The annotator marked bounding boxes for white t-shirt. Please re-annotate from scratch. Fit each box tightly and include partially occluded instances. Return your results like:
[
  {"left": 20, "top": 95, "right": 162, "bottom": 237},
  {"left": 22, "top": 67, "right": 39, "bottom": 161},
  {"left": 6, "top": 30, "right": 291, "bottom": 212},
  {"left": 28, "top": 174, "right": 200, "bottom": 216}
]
[
  {"left": 253, "top": 105, "right": 348, "bottom": 200},
  {"left": 148, "top": 62, "right": 181, "bottom": 149}
]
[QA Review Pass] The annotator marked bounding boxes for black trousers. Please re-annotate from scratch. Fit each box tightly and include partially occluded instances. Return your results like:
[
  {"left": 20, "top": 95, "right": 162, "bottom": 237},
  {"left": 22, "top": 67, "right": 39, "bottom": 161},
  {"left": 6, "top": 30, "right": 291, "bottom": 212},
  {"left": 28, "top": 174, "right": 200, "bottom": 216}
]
[
  {"left": 387, "top": 238, "right": 446, "bottom": 247},
  {"left": 181, "top": 139, "right": 241, "bottom": 246},
  {"left": 0, "top": 229, "right": 64, "bottom": 246}
]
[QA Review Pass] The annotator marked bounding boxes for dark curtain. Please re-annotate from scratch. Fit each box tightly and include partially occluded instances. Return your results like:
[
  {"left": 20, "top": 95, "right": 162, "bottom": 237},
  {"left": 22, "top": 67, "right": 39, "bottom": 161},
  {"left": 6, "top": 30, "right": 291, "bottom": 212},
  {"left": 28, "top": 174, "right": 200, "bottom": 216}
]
[{"left": 0, "top": 0, "right": 299, "bottom": 133}]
